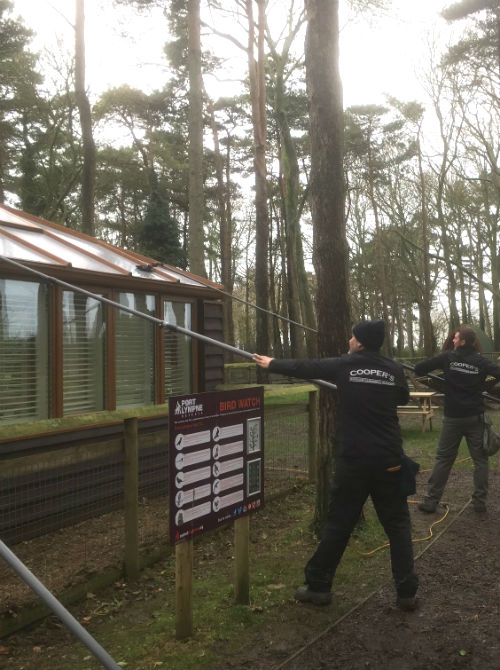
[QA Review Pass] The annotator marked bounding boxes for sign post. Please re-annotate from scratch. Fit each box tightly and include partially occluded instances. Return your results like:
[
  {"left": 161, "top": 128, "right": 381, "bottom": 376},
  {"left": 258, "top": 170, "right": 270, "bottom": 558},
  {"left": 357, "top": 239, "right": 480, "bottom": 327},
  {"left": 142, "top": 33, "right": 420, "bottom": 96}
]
[
  {"left": 234, "top": 515, "right": 250, "bottom": 604},
  {"left": 175, "top": 539, "right": 193, "bottom": 640},
  {"left": 169, "top": 387, "right": 264, "bottom": 627}
]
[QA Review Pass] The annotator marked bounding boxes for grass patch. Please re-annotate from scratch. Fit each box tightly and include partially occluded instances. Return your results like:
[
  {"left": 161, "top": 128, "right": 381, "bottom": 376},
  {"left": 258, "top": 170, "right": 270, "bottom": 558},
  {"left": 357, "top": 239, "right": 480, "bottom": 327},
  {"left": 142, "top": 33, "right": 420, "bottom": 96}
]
[
  {"left": 7, "top": 409, "right": 488, "bottom": 670},
  {"left": 22, "top": 485, "right": 393, "bottom": 670}
]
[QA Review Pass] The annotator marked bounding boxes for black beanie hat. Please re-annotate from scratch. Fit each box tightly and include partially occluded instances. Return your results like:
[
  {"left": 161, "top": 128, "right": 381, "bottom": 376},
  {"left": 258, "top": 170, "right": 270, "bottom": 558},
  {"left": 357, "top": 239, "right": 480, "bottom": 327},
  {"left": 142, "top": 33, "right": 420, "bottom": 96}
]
[{"left": 352, "top": 320, "right": 385, "bottom": 351}]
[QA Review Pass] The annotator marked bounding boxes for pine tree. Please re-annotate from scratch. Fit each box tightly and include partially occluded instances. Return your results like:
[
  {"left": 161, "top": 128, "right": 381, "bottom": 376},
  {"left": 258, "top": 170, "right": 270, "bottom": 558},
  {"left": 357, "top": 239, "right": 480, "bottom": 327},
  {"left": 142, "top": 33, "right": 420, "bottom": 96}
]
[{"left": 138, "top": 169, "right": 187, "bottom": 268}]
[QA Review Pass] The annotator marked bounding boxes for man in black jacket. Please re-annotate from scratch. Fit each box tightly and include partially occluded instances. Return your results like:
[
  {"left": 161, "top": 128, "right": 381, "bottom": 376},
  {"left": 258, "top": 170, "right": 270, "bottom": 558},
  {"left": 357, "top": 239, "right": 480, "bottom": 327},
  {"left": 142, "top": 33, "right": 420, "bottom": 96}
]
[
  {"left": 415, "top": 326, "right": 500, "bottom": 514},
  {"left": 253, "top": 320, "right": 419, "bottom": 611}
]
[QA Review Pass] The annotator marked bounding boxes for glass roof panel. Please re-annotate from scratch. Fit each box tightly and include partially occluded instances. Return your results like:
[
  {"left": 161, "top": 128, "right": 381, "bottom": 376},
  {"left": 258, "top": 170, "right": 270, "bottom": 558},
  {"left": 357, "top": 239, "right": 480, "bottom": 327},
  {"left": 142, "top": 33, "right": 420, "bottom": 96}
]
[
  {"left": 3, "top": 228, "right": 125, "bottom": 274},
  {"left": 0, "top": 209, "right": 40, "bottom": 228},
  {"left": 0, "top": 235, "right": 57, "bottom": 263},
  {"left": 41, "top": 227, "right": 135, "bottom": 273},
  {"left": 0, "top": 205, "right": 219, "bottom": 290}
]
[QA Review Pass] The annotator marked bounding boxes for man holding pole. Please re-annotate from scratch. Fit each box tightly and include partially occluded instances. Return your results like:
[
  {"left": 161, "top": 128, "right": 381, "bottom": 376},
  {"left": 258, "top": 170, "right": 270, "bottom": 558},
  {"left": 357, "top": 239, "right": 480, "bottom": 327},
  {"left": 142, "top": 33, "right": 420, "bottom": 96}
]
[
  {"left": 253, "top": 320, "right": 419, "bottom": 611},
  {"left": 415, "top": 326, "right": 500, "bottom": 514}
]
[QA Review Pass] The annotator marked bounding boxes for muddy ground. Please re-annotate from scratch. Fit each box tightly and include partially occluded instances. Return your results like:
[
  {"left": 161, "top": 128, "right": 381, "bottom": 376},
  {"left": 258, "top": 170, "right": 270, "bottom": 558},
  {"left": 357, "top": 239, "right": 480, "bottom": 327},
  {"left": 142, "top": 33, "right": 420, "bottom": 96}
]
[
  {"left": 275, "top": 469, "right": 500, "bottom": 670},
  {"left": 0, "top": 465, "right": 498, "bottom": 670}
]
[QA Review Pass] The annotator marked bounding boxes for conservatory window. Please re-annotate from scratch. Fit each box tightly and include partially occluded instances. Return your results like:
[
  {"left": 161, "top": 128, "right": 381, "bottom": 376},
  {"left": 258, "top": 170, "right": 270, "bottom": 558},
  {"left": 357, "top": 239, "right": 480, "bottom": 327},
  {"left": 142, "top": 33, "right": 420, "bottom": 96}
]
[
  {"left": 62, "top": 291, "right": 105, "bottom": 415},
  {"left": 0, "top": 280, "right": 49, "bottom": 424},
  {"left": 116, "top": 292, "right": 156, "bottom": 409},
  {"left": 164, "top": 300, "right": 193, "bottom": 398}
]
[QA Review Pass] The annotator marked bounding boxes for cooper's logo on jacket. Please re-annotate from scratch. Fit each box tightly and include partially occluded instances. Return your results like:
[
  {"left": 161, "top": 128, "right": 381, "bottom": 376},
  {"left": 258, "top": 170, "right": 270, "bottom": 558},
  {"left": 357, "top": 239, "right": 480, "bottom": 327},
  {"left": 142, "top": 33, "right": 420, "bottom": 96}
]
[
  {"left": 449, "top": 362, "right": 479, "bottom": 375},
  {"left": 349, "top": 368, "right": 396, "bottom": 386}
]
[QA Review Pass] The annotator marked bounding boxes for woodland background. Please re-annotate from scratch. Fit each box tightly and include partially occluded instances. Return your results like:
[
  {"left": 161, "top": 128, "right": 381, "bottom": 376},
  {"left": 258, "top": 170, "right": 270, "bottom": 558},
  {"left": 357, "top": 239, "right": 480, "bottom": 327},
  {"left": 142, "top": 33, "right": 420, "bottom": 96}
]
[{"left": 1, "top": 0, "right": 499, "bottom": 359}]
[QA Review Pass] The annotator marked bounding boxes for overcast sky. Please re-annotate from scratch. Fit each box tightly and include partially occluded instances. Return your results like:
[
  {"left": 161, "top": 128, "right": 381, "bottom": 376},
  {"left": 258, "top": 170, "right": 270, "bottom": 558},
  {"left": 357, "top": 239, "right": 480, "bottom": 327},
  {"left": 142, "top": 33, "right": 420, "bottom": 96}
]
[{"left": 10, "top": 0, "right": 459, "bottom": 110}]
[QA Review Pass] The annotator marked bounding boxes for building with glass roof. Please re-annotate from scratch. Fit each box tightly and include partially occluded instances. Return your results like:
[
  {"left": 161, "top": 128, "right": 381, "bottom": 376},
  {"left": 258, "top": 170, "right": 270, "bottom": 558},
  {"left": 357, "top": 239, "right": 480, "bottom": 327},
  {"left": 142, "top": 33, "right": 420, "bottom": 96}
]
[{"left": 0, "top": 203, "right": 224, "bottom": 425}]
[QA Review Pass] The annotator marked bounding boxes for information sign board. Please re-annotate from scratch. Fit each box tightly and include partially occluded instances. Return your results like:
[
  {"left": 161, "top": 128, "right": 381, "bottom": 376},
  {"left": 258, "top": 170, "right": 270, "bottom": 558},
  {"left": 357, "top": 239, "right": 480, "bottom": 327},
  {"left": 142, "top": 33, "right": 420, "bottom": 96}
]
[{"left": 169, "top": 387, "right": 264, "bottom": 544}]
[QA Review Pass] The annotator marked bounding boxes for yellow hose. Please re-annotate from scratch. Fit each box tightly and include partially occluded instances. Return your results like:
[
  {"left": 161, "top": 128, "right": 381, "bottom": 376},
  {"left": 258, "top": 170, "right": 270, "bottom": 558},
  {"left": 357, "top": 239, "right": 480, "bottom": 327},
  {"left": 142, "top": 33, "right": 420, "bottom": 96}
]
[{"left": 350, "top": 501, "right": 451, "bottom": 557}]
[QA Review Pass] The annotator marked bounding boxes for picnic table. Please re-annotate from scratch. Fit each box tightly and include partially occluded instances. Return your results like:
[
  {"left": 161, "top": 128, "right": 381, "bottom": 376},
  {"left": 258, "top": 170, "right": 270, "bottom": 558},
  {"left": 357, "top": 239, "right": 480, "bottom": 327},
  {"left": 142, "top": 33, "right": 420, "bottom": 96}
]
[{"left": 398, "top": 391, "right": 437, "bottom": 432}]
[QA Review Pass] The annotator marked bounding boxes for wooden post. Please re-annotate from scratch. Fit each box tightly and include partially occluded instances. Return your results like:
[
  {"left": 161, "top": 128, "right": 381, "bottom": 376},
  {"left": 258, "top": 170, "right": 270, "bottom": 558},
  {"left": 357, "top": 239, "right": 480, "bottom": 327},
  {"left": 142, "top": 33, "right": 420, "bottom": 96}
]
[
  {"left": 234, "top": 515, "right": 250, "bottom": 605},
  {"left": 123, "top": 417, "right": 140, "bottom": 580},
  {"left": 308, "top": 390, "right": 319, "bottom": 482},
  {"left": 176, "top": 539, "right": 193, "bottom": 639}
]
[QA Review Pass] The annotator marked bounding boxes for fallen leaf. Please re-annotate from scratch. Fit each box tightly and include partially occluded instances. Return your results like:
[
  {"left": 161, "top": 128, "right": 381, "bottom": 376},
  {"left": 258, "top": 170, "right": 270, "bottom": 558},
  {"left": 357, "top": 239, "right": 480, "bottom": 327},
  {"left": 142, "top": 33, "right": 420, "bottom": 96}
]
[
  {"left": 267, "top": 583, "right": 285, "bottom": 590},
  {"left": 0, "top": 647, "right": 9, "bottom": 655},
  {"left": 33, "top": 646, "right": 42, "bottom": 653}
]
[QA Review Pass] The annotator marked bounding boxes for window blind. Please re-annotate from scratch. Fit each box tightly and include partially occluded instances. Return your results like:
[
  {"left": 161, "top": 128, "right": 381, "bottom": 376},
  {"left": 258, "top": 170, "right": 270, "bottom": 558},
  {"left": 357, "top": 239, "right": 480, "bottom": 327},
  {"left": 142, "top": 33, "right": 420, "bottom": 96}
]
[
  {"left": 0, "top": 280, "right": 49, "bottom": 424},
  {"left": 164, "top": 301, "right": 193, "bottom": 398},
  {"left": 116, "top": 292, "right": 156, "bottom": 409},
  {"left": 62, "top": 291, "right": 105, "bottom": 415}
]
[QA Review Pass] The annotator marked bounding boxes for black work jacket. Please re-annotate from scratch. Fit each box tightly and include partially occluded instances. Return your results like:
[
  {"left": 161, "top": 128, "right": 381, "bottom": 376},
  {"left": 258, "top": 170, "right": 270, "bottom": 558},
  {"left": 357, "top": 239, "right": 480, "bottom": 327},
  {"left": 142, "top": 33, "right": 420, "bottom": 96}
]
[
  {"left": 269, "top": 350, "right": 409, "bottom": 468},
  {"left": 414, "top": 346, "right": 500, "bottom": 418}
]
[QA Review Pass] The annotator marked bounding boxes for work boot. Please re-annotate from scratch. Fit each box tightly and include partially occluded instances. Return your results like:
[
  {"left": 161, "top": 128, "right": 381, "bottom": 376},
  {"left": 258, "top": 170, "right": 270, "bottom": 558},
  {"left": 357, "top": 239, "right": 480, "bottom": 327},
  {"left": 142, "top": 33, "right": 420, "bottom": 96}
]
[
  {"left": 294, "top": 585, "right": 332, "bottom": 606},
  {"left": 418, "top": 499, "right": 437, "bottom": 513},
  {"left": 397, "top": 596, "right": 417, "bottom": 611}
]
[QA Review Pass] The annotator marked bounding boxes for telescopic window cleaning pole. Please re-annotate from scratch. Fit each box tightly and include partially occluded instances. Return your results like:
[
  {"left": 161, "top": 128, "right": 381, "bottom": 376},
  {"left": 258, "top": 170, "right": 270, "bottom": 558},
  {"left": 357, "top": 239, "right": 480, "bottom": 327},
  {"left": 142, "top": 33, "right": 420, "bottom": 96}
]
[
  {"left": 400, "top": 361, "right": 500, "bottom": 405},
  {"left": 201, "top": 269, "right": 500, "bottom": 405},
  {"left": 3, "top": 254, "right": 498, "bottom": 402},
  {"left": 0, "top": 255, "right": 337, "bottom": 392}
]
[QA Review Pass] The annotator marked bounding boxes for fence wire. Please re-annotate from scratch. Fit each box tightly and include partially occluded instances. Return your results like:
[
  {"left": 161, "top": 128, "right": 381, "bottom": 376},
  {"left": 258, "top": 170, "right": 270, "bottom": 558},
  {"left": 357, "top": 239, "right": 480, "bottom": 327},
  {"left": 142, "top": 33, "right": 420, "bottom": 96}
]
[
  {"left": 264, "top": 404, "right": 310, "bottom": 495},
  {"left": 0, "top": 400, "right": 312, "bottom": 628}
]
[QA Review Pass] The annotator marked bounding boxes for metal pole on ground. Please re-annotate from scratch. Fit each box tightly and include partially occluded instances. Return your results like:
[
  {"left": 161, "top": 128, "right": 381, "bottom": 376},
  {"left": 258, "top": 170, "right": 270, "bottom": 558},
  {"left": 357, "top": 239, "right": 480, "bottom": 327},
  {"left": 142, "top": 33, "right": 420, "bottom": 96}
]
[{"left": 0, "top": 539, "right": 121, "bottom": 670}]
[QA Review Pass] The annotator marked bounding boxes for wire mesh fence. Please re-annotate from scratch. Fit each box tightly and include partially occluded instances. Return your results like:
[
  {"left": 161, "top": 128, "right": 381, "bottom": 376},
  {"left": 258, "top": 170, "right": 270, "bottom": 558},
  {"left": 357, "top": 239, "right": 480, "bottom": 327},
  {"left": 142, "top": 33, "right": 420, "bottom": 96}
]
[
  {"left": 264, "top": 403, "right": 311, "bottom": 495},
  {"left": 0, "top": 396, "right": 314, "bottom": 633}
]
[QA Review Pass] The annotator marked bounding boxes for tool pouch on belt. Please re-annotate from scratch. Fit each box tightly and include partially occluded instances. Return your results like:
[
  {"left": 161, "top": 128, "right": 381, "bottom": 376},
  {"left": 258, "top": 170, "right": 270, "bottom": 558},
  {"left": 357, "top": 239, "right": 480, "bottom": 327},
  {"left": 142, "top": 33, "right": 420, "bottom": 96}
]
[{"left": 399, "top": 455, "right": 420, "bottom": 497}]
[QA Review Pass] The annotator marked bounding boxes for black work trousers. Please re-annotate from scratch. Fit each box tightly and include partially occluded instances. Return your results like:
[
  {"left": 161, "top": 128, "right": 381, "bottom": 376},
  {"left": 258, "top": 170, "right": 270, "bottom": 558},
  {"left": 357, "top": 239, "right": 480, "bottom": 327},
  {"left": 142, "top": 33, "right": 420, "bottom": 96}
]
[{"left": 305, "top": 464, "right": 418, "bottom": 598}]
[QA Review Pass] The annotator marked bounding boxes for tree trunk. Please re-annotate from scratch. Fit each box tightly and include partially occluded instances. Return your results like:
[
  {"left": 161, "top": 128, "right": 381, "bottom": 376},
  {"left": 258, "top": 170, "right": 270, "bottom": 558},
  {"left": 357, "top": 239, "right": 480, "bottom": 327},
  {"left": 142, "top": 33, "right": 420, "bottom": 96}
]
[
  {"left": 246, "top": 0, "right": 270, "bottom": 375},
  {"left": 275, "top": 106, "right": 307, "bottom": 358},
  {"left": 367, "top": 143, "right": 391, "bottom": 356},
  {"left": 206, "top": 94, "right": 234, "bottom": 356},
  {"left": 187, "top": 0, "right": 206, "bottom": 277},
  {"left": 416, "top": 136, "right": 434, "bottom": 355},
  {"left": 491, "top": 239, "right": 500, "bottom": 349},
  {"left": 305, "top": 0, "right": 351, "bottom": 532},
  {"left": 405, "top": 304, "right": 415, "bottom": 356},
  {"left": 75, "top": 0, "right": 96, "bottom": 236}
]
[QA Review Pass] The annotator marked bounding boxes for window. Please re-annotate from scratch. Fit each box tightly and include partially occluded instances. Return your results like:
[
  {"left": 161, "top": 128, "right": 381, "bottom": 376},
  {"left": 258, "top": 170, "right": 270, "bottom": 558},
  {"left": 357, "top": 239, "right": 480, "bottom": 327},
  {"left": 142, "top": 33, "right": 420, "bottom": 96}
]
[
  {"left": 116, "top": 292, "right": 156, "bottom": 409},
  {"left": 62, "top": 291, "right": 105, "bottom": 415},
  {"left": 0, "top": 280, "right": 49, "bottom": 424},
  {"left": 164, "top": 301, "right": 193, "bottom": 398}
]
